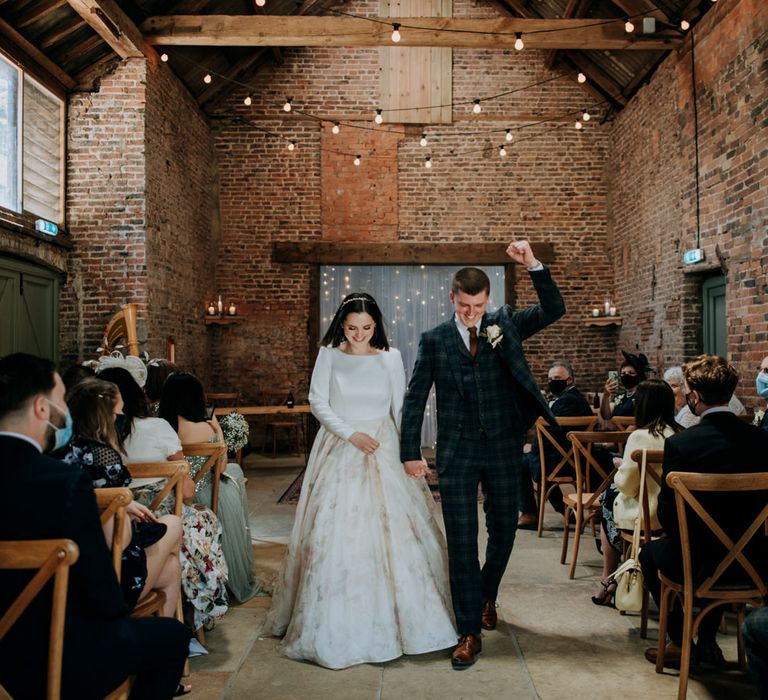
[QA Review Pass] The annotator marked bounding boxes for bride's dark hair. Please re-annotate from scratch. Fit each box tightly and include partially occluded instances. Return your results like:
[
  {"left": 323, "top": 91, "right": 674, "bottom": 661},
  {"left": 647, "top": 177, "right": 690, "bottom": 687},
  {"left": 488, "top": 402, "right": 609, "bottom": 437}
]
[{"left": 320, "top": 293, "right": 389, "bottom": 350}]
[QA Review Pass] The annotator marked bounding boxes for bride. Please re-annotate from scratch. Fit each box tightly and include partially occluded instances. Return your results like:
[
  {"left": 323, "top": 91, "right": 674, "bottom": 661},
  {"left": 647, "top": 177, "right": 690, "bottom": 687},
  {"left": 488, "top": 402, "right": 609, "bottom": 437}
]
[{"left": 266, "top": 293, "right": 457, "bottom": 669}]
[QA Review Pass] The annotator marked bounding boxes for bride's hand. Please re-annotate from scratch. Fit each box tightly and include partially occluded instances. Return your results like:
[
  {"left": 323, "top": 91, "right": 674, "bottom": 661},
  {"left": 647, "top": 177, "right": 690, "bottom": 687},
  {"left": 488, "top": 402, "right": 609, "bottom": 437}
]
[
  {"left": 349, "top": 432, "right": 380, "bottom": 454},
  {"left": 403, "top": 459, "right": 429, "bottom": 479}
]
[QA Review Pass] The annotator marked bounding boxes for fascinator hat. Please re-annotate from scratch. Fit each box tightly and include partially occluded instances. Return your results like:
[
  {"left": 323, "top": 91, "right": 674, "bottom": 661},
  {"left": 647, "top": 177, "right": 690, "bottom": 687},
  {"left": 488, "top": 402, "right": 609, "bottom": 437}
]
[
  {"left": 621, "top": 350, "right": 651, "bottom": 379},
  {"left": 94, "top": 350, "right": 148, "bottom": 388}
]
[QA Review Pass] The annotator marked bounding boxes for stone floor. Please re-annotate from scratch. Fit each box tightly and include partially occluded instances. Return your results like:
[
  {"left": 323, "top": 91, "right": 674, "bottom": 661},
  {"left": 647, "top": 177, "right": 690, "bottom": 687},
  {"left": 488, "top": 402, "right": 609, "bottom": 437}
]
[{"left": 187, "top": 454, "right": 759, "bottom": 699}]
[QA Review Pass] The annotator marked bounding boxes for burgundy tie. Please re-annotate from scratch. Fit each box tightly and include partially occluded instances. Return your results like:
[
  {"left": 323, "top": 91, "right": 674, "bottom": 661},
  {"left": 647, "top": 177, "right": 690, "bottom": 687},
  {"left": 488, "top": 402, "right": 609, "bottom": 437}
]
[{"left": 468, "top": 326, "right": 478, "bottom": 357}]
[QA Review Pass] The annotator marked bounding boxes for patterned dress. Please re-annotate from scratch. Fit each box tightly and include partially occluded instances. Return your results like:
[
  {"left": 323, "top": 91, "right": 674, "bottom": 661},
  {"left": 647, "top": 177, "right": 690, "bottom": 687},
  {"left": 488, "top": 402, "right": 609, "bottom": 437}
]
[{"left": 124, "top": 417, "right": 229, "bottom": 630}]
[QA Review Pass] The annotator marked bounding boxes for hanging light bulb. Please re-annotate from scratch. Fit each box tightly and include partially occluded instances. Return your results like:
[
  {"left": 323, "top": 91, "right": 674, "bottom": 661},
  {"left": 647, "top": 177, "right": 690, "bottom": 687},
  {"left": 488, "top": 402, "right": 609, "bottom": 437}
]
[
  {"left": 577, "top": 72, "right": 587, "bottom": 83},
  {"left": 514, "top": 32, "right": 524, "bottom": 51},
  {"left": 287, "top": 140, "right": 296, "bottom": 151},
  {"left": 283, "top": 97, "right": 292, "bottom": 112},
  {"left": 374, "top": 109, "right": 383, "bottom": 124},
  {"left": 331, "top": 122, "right": 340, "bottom": 134},
  {"left": 680, "top": 18, "right": 690, "bottom": 30},
  {"left": 203, "top": 73, "right": 212, "bottom": 84},
  {"left": 575, "top": 120, "right": 583, "bottom": 130},
  {"left": 582, "top": 109, "right": 590, "bottom": 121},
  {"left": 255, "top": 0, "right": 265, "bottom": 5},
  {"left": 243, "top": 96, "right": 252, "bottom": 106},
  {"left": 473, "top": 99, "right": 482, "bottom": 114},
  {"left": 160, "top": 53, "right": 169, "bottom": 62},
  {"left": 624, "top": 18, "right": 635, "bottom": 33},
  {"left": 391, "top": 23, "right": 401, "bottom": 43},
  {"left": 353, "top": 155, "right": 361, "bottom": 167},
  {"left": 419, "top": 133, "right": 428, "bottom": 147},
  {"left": 424, "top": 156, "right": 432, "bottom": 169},
  {"left": 499, "top": 145, "right": 507, "bottom": 157},
  {"left": 505, "top": 128, "right": 513, "bottom": 142}
]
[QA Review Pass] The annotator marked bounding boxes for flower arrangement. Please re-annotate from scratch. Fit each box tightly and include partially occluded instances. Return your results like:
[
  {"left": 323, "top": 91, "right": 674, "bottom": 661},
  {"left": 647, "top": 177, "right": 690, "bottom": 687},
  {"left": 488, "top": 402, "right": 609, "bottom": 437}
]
[
  {"left": 219, "top": 412, "right": 250, "bottom": 453},
  {"left": 482, "top": 324, "right": 504, "bottom": 349},
  {"left": 754, "top": 409, "right": 765, "bottom": 427}
]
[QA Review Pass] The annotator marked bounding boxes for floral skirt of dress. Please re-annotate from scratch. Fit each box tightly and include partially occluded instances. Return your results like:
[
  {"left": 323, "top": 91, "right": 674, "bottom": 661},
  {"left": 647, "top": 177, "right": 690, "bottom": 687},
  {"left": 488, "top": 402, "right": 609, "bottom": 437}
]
[
  {"left": 264, "top": 417, "right": 457, "bottom": 669},
  {"left": 133, "top": 484, "right": 229, "bottom": 630}
]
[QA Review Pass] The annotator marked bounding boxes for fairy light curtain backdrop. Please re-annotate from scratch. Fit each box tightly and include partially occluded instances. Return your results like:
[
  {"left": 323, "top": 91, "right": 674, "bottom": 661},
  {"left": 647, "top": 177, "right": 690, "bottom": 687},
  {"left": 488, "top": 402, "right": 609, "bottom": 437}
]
[{"left": 320, "top": 264, "right": 504, "bottom": 448}]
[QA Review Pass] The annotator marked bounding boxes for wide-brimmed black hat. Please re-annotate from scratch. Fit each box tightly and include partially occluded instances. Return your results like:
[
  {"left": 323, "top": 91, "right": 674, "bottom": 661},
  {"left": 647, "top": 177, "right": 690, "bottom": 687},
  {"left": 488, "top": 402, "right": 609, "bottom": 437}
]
[{"left": 621, "top": 350, "right": 651, "bottom": 378}]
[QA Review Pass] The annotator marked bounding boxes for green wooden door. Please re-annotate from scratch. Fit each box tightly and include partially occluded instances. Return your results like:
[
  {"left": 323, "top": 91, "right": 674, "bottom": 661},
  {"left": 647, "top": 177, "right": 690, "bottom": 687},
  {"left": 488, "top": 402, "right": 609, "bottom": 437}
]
[
  {"left": 0, "top": 256, "right": 59, "bottom": 360},
  {"left": 702, "top": 275, "right": 726, "bottom": 358}
]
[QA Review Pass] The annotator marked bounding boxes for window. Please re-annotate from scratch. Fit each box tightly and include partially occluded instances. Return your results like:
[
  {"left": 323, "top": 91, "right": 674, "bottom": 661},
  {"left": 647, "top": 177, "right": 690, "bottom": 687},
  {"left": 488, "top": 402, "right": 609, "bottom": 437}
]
[{"left": 0, "top": 51, "right": 64, "bottom": 225}]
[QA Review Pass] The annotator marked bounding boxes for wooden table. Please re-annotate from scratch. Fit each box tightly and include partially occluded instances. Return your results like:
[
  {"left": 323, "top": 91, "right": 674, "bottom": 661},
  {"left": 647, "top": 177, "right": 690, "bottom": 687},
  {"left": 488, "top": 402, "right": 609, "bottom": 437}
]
[{"left": 214, "top": 405, "right": 315, "bottom": 461}]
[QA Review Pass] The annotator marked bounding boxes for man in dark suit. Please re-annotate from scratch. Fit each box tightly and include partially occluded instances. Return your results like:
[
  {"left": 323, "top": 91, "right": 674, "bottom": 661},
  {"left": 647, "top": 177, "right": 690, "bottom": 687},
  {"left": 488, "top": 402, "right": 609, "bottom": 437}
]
[
  {"left": 517, "top": 361, "right": 593, "bottom": 529},
  {"left": 401, "top": 241, "right": 565, "bottom": 668},
  {"left": 640, "top": 355, "right": 768, "bottom": 669},
  {"left": 0, "top": 353, "right": 189, "bottom": 699}
]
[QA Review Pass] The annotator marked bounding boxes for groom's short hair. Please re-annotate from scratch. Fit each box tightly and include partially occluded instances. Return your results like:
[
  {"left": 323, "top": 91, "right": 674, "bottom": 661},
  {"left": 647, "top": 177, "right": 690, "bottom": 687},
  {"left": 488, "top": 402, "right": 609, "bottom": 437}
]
[{"left": 452, "top": 267, "right": 490, "bottom": 296}]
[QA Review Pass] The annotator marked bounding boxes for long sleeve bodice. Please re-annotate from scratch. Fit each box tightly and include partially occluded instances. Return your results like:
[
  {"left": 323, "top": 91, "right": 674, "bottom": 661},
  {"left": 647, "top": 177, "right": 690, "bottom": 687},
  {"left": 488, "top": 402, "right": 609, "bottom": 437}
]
[{"left": 308, "top": 346, "right": 406, "bottom": 440}]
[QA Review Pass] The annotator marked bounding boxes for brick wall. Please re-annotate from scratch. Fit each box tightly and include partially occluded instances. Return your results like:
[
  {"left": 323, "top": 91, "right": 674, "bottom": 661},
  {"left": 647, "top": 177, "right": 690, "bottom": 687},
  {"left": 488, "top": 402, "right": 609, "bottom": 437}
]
[
  {"left": 61, "top": 58, "right": 216, "bottom": 382},
  {"left": 210, "top": 0, "right": 617, "bottom": 401},
  {"left": 609, "top": 0, "right": 768, "bottom": 407}
]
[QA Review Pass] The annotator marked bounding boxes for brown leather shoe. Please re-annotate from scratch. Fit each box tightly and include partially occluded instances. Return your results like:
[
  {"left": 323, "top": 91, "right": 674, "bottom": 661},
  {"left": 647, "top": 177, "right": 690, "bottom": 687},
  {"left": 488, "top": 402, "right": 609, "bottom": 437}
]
[
  {"left": 644, "top": 643, "right": 683, "bottom": 669},
  {"left": 451, "top": 634, "right": 482, "bottom": 669},
  {"left": 517, "top": 513, "right": 538, "bottom": 530},
  {"left": 481, "top": 599, "right": 498, "bottom": 630}
]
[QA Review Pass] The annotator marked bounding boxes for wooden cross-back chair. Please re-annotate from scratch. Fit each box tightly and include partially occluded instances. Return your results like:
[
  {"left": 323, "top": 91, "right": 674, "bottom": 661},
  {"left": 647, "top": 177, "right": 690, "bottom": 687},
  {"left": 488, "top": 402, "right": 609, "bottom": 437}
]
[
  {"left": 534, "top": 415, "right": 597, "bottom": 537},
  {"left": 562, "top": 430, "right": 631, "bottom": 579},
  {"left": 180, "top": 443, "right": 226, "bottom": 515},
  {"left": 124, "top": 461, "right": 189, "bottom": 517},
  {"left": 621, "top": 449, "right": 665, "bottom": 638},
  {"left": 656, "top": 471, "right": 768, "bottom": 700},
  {"left": 0, "top": 539, "right": 79, "bottom": 700},
  {"left": 94, "top": 488, "right": 166, "bottom": 619},
  {"left": 611, "top": 416, "right": 636, "bottom": 430},
  {"left": 101, "top": 303, "right": 140, "bottom": 356}
]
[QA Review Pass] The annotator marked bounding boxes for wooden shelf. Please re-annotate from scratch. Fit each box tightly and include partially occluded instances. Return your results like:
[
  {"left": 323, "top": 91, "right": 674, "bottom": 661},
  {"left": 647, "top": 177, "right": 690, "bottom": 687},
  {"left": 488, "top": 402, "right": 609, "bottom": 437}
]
[
  {"left": 205, "top": 316, "right": 243, "bottom": 326},
  {"left": 585, "top": 316, "right": 622, "bottom": 327}
]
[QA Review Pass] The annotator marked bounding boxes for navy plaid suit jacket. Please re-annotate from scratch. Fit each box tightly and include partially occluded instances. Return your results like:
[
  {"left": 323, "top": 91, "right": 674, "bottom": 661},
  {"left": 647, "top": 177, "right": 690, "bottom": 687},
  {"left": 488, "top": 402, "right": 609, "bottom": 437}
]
[{"left": 400, "top": 268, "right": 565, "bottom": 472}]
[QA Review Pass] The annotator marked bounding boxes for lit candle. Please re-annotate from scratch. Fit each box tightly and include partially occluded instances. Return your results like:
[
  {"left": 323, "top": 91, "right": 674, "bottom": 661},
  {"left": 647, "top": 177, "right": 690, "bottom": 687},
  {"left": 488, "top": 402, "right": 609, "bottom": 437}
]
[
  {"left": 604, "top": 299, "right": 611, "bottom": 316},
  {"left": 591, "top": 308, "right": 600, "bottom": 317},
  {"left": 217, "top": 295, "right": 223, "bottom": 315},
  {"left": 228, "top": 302, "right": 237, "bottom": 316},
  {"left": 207, "top": 302, "right": 216, "bottom": 316},
  {"left": 609, "top": 306, "right": 617, "bottom": 316}
]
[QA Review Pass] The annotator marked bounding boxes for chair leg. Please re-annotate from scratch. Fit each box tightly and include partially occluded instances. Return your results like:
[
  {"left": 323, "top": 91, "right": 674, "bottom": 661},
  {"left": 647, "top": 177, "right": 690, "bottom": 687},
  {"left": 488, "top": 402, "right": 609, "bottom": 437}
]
[
  {"left": 560, "top": 505, "right": 571, "bottom": 564},
  {"left": 736, "top": 604, "right": 747, "bottom": 670},
  {"left": 272, "top": 429, "right": 277, "bottom": 457},
  {"left": 537, "top": 479, "right": 548, "bottom": 538},
  {"left": 640, "top": 586, "right": 650, "bottom": 639},
  {"left": 678, "top": 599, "right": 695, "bottom": 700},
  {"left": 656, "top": 583, "right": 671, "bottom": 674},
  {"left": 568, "top": 506, "right": 583, "bottom": 579}
]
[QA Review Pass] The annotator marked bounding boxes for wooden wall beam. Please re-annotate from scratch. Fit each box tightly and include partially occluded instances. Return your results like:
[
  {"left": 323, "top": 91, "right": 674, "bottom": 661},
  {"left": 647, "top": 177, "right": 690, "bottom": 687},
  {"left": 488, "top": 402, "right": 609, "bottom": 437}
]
[
  {"left": 141, "top": 16, "right": 682, "bottom": 50},
  {"left": 272, "top": 241, "right": 555, "bottom": 265},
  {"left": 66, "top": 0, "right": 149, "bottom": 58}
]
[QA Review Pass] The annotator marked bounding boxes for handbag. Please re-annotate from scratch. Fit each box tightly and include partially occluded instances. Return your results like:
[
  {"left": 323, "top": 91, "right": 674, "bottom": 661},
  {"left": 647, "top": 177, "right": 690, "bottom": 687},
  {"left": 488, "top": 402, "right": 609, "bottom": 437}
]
[{"left": 611, "top": 448, "right": 648, "bottom": 613}]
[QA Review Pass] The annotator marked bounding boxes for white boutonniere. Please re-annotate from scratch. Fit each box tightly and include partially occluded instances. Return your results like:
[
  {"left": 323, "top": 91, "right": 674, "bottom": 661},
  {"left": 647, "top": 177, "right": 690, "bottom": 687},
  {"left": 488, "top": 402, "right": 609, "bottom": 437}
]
[
  {"left": 482, "top": 324, "right": 503, "bottom": 349},
  {"left": 754, "top": 409, "right": 765, "bottom": 426}
]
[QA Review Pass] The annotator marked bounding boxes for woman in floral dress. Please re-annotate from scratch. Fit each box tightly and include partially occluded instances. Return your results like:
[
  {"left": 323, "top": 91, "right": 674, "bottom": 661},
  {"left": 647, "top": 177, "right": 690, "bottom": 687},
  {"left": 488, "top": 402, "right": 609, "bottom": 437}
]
[{"left": 98, "top": 367, "right": 229, "bottom": 631}]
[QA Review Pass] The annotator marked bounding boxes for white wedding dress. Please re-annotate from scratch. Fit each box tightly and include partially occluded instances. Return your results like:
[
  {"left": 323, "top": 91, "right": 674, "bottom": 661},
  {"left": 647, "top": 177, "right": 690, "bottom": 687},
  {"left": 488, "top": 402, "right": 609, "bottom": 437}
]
[{"left": 266, "top": 346, "right": 457, "bottom": 669}]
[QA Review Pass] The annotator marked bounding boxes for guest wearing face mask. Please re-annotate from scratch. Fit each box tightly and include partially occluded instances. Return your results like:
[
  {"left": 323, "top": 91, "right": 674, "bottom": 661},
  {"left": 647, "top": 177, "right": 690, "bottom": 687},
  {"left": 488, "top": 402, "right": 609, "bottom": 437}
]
[
  {"left": 664, "top": 365, "right": 747, "bottom": 429},
  {"left": 599, "top": 350, "right": 650, "bottom": 422},
  {"left": 518, "top": 361, "right": 593, "bottom": 530},
  {"left": 757, "top": 356, "right": 768, "bottom": 431}
]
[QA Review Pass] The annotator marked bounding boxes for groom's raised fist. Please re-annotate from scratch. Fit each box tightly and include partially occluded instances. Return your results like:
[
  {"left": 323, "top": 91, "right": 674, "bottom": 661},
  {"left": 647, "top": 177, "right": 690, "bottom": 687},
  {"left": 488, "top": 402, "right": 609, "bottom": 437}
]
[{"left": 505, "top": 240, "right": 539, "bottom": 269}]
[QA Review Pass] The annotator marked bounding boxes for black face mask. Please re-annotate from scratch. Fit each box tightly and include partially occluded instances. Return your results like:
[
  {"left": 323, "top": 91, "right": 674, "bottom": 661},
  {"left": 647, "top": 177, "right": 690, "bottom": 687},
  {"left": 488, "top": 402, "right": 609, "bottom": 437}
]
[
  {"left": 685, "top": 391, "right": 699, "bottom": 417},
  {"left": 114, "top": 413, "right": 128, "bottom": 437},
  {"left": 548, "top": 379, "right": 569, "bottom": 396},
  {"left": 620, "top": 373, "right": 640, "bottom": 390}
]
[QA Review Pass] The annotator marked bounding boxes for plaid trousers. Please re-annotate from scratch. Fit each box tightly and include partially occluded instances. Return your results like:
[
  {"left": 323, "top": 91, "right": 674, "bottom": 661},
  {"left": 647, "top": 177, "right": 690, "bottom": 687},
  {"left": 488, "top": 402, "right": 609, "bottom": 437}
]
[{"left": 437, "top": 431, "right": 522, "bottom": 635}]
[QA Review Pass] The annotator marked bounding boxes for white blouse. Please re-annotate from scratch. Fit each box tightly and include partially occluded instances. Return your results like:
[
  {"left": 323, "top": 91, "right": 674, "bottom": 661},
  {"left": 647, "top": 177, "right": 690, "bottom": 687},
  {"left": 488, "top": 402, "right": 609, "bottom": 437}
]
[
  {"left": 308, "top": 346, "right": 406, "bottom": 440},
  {"left": 122, "top": 417, "right": 182, "bottom": 487}
]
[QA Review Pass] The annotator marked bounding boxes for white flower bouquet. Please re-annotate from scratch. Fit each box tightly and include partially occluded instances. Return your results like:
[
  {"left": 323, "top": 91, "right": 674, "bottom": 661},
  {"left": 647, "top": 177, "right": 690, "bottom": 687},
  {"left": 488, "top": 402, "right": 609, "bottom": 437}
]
[{"left": 219, "top": 411, "right": 250, "bottom": 453}]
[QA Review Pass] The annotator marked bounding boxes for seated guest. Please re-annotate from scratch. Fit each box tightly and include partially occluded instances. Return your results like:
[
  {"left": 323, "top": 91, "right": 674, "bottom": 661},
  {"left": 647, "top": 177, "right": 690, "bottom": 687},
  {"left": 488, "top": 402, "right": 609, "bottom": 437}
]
[
  {"left": 592, "top": 379, "right": 680, "bottom": 605},
  {"left": 599, "top": 350, "right": 649, "bottom": 423},
  {"left": 146, "top": 358, "right": 179, "bottom": 416},
  {"left": 641, "top": 355, "right": 768, "bottom": 668},
  {"left": 160, "top": 372, "right": 262, "bottom": 603},
  {"left": 62, "top": 378, "right": 183, "bottom": 619},
  {"left": 0, "top": 353, "right": 188, "bottom": 699},
  {"left": 518, "top": 360, "right": 593, "bottom": 529},
  {"left": 664, "top": 365, "right": 746, "bottom": 428},
  {"left": 99, "top": 366, "right": 229, "bottom": 631},
  {"left": 59, "top": 361, "right": 96, "bottom": 393},
  {"left": 756, "top": 355, "right": 768, "bottom": 431},
  {"left": 743, "top": 607, "right": 768, "bottom": 699}
]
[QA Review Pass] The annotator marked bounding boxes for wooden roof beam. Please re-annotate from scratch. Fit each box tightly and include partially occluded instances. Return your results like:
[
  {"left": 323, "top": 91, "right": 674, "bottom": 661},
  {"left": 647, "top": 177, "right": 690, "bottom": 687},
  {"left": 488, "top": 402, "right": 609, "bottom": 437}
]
[
  {"left": 141, "top": 16, "right": 682, "bottom": 50},
  {"left": 39, "top": 15, "right": 86, "bottom": 49},
  {"left": 607, "top": 0, "right": 670, "bottom": 23},
  {"left": 13, "top": 0, "right": 69, "bottom": 29},
  {"left": 66, "top": 0, "right": 149, "bottom": 58}
]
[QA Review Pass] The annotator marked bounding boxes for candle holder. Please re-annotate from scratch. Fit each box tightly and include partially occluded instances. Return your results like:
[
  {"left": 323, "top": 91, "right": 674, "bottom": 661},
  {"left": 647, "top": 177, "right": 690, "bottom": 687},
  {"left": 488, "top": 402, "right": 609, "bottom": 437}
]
[
  {"left": 206, "top": 302, "right": 217, "bottom": 316},
  {"left": 228, "top": 302, "right": 237, "bottom": 316}
]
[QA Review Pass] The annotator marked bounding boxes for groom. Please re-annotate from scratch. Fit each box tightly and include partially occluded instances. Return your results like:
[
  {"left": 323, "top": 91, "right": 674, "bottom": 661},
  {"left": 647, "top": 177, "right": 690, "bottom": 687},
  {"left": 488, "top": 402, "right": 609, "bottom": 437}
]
[{"left": 401, "top": 240, "right": 565, "bottom": 668}]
